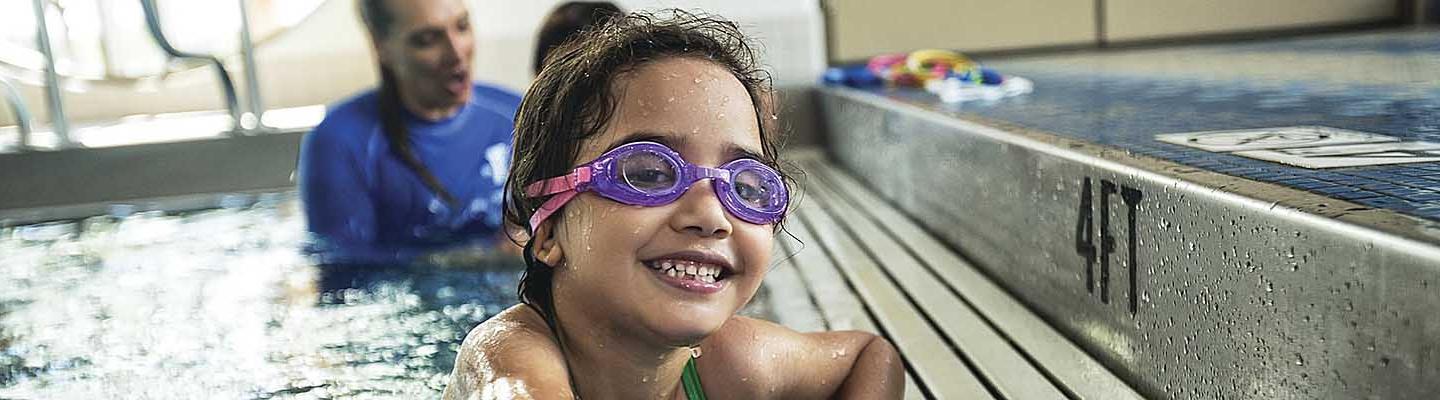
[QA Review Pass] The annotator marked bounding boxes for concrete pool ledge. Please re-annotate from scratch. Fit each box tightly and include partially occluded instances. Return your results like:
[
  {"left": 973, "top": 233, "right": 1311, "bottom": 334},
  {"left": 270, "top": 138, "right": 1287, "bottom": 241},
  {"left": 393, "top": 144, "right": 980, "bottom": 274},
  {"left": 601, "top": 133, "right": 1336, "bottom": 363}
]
[
  {"left": 0, "top": 129, "right": 305, "bottom": 225},
  {"left": 818, "top": 85, "right": 1440, "bottom": 399}
]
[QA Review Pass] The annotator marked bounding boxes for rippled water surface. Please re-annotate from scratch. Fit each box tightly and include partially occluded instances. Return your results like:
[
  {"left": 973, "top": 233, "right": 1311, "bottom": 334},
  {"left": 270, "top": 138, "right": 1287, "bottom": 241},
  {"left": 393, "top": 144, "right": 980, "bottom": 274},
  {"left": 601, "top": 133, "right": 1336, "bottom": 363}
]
[{"left": 0, "top": 197, "right": 525, "bottom": 399}]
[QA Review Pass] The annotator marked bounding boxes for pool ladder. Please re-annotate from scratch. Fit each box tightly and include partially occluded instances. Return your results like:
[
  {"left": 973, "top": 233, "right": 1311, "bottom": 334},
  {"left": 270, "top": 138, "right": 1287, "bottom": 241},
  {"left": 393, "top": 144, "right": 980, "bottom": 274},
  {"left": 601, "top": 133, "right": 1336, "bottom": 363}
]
[
  {"left": 8, "top": 0, "right": 271, "bottom": 151},
  {"left": 0, "top": 76, "right": 34, "bottom": 151},
  {"left": 140, "top": 0, "right": 269, "bottom": 135}
]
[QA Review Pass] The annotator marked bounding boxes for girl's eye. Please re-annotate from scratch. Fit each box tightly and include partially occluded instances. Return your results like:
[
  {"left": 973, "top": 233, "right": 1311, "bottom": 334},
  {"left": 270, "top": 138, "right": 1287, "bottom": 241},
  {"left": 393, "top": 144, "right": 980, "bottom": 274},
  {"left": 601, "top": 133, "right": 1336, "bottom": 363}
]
[
  {"left": 735, "top": 182, "right": 767, "bottom": 202},
  {"left": 620, "top": 153, "right": 677, "bottom": 193},
  {"left": 733, "top": 169, "right": 775, "bottom": 206}
]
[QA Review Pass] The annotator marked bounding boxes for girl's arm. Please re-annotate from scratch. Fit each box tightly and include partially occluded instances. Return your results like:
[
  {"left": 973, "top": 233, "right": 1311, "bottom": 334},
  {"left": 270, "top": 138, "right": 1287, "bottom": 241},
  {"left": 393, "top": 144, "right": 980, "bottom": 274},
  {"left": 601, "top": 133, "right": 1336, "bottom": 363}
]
[
  {"left": 829, "top": 334, "right": 905, "bottom": 399},
  {"left": 715, "top": 318, "right": 904, "bottom": 399}
]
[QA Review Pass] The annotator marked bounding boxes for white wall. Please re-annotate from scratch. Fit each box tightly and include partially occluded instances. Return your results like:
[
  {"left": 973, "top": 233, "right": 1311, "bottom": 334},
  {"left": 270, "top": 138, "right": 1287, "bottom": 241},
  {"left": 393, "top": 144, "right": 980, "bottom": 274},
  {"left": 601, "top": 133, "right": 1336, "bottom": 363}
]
[
  {"left": 1, "top": 0, "right": 826, "bottom": 126},
  {"left": 824, "top": 0, "right": 1096, "bottom": 62},
  {"left": 472, "top": 0, "right": 826, "bottom": 91},
  {"left": 1105, "top": 0, "right": 1396, "bottom": 41}
]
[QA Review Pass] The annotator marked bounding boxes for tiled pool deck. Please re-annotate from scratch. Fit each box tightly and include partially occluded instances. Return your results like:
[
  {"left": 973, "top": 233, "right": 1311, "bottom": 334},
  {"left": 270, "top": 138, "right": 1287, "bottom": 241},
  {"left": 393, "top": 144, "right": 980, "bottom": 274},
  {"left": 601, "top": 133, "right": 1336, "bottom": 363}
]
[{"left": 853, "top": 29, "right": 1440, "bottom": 222}]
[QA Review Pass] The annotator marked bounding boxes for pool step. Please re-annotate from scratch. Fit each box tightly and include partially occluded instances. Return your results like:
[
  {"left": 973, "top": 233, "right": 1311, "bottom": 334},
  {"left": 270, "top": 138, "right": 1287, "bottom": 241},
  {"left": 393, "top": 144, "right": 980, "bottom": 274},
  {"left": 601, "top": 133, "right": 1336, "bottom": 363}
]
[
  {"left": 771, "top": 153, "right": 1142, "bottom": 399},
  {"left": 817, "top": 86, "right": 1440, "bottom": 399}
]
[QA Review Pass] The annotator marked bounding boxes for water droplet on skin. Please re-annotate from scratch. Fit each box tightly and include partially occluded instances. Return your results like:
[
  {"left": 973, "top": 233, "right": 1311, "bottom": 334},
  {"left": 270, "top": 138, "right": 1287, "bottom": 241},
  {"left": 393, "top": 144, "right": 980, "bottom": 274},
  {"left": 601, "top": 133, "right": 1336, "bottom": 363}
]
[{"left": 693, "top": 78, "right": 702, "bottom": 83}]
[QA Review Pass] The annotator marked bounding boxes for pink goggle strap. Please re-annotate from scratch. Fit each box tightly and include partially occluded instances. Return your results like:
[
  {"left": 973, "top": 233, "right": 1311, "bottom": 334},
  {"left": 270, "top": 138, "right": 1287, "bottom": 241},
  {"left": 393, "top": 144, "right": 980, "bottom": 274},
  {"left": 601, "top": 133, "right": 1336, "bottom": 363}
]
[{"left": 524, "top": 167, "right": 593, "bottom": 232}]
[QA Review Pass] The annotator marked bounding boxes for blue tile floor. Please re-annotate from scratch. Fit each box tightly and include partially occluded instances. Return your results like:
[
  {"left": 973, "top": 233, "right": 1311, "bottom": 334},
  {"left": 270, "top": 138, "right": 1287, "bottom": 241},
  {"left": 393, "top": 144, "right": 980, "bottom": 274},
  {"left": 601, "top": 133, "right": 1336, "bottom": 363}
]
[{"left": 852, "top": 30, "right": 1440, "bottom": 221}]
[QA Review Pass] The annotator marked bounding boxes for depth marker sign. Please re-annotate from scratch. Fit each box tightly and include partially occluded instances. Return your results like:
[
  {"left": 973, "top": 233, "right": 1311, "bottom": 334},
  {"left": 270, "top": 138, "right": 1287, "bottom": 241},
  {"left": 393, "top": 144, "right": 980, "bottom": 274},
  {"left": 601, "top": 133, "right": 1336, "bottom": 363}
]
[{"left": 1155, "top": 126, "right": 1440, "bottom": 168}]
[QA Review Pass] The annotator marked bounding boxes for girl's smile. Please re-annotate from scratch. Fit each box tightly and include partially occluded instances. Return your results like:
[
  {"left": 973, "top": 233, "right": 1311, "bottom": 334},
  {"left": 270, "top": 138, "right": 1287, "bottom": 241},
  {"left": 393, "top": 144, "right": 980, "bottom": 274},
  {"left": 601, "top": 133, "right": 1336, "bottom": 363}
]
[{"left": 642, "top": 249, "right": 736, "bottom": 294}]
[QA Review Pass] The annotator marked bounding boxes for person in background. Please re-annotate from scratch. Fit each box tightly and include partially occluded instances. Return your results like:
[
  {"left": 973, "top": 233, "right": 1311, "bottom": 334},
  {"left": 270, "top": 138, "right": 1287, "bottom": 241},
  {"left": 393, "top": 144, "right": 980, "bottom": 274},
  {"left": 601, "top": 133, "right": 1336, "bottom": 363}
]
[
  {"left": 533, "top": 1, "right": 623, "bottom": 75},
  {"left": 299, "top": 0, "right": 521, "bottom": 265}
]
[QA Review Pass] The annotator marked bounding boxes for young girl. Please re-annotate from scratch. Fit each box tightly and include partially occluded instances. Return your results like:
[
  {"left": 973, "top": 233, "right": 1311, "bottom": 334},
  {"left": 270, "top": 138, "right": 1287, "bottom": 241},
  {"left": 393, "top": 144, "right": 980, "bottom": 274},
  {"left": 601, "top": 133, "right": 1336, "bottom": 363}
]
[{"left": 444, "top": 11, "right": 904, "bottom": 399}]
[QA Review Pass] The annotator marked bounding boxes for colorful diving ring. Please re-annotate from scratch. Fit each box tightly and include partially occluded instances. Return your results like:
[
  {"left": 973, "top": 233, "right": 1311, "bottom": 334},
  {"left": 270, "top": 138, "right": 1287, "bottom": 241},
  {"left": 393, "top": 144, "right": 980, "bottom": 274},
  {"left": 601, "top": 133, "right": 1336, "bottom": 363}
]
[{"left": 906, "top": 49, "right": 974, "bottom": 83}]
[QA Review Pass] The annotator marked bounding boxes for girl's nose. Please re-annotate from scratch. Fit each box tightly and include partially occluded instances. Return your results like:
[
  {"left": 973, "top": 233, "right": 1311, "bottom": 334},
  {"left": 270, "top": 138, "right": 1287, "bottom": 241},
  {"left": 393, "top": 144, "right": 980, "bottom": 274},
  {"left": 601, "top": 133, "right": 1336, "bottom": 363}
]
[{"left": 668, "top": 179, "right": 733, "bottom": 239}]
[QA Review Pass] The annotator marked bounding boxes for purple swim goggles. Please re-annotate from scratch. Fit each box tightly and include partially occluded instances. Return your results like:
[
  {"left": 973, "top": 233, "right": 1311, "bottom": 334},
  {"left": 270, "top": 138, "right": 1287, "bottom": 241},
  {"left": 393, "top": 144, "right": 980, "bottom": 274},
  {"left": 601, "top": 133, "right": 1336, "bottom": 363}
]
[{"left": 524, "top": 141, "right": 788, "bottom": 231}]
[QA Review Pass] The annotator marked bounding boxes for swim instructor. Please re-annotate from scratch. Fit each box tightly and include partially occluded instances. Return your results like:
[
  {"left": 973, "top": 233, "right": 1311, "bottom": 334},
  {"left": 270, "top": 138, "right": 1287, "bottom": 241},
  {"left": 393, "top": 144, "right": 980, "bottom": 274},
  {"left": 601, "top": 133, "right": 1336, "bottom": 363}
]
[{"left": 299, "top": 0, "right": 519, "bottom": 264}]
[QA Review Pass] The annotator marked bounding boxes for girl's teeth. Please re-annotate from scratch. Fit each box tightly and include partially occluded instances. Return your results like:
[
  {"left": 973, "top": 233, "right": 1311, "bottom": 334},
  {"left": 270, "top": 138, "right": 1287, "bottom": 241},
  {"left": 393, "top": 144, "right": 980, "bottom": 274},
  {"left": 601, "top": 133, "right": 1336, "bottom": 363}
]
[{"left": 649, "top": 259, "right": 725, "bottom": 281}]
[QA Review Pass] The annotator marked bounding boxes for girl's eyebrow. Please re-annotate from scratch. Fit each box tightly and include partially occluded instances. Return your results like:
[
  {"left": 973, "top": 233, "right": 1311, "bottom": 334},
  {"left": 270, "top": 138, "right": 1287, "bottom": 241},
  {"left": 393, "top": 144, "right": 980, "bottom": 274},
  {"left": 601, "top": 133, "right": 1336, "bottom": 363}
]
[
  {"left": 608, "top": 132, "right": 671, "bottom": 151},
  {"left": 729, "top": 145, "right": 763, "bottom": 162},
  {"left": 609, "top": 131, "right": 763, "bottom": 161}
]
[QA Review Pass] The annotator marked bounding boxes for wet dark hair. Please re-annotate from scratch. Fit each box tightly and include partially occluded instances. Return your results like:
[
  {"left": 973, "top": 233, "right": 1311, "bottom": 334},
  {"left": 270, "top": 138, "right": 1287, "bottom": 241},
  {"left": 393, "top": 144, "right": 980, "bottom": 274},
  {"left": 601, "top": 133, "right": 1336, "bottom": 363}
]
[
  {"left": 504, "top": 9, "right": 792, "bottom": 320},
  {"left": 357, "top": 0, "right": 457, "bottom": 204},
  {"left": 534, "top": 2, "right": 623, "bottom": 75}
]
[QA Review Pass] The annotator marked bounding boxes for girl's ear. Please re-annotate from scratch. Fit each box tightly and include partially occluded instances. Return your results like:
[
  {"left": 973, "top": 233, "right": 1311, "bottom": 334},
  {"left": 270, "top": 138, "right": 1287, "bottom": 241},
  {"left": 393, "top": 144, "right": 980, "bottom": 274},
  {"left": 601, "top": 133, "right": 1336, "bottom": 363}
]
[{"left": 531, "top": 219, "right": 566, "bottom": 267}]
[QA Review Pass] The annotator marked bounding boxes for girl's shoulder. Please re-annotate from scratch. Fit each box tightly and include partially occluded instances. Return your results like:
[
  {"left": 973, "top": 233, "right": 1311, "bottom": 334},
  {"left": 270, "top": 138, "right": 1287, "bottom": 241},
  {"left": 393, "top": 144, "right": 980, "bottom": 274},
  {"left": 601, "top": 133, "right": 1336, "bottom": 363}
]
[
  {"left": 462, "top": 303, "right": 556, "bottom": 347},
  {"left": 444, "top": 305, "right": 572, "bottom": 399}
]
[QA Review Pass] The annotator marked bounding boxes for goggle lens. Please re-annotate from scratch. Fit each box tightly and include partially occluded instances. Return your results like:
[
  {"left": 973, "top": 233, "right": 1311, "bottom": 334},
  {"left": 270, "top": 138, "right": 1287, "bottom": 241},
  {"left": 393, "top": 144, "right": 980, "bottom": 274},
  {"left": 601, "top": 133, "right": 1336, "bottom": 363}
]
[
  {"left": 619, "top": 150, "right": 678, "bottom": 193},
  {"left": 732, "top": 167, "right": 784, "bottom": 211}
]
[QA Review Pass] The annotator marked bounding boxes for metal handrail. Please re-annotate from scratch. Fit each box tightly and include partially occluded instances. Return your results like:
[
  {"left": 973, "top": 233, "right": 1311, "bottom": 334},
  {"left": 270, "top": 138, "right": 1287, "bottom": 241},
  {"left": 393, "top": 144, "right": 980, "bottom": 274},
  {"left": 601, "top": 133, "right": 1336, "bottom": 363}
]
[
  {"left": 32, "top": 0, "right": 72, "bottom": 148},
  {"left": 0, "top": 77, "right": 35, "bottom": 151},
  {"left": 139, "top": 0, "right": 244, "bottom": 135},
  {"left": 237, "top": 0, "right": 268, "bottom": 131}
]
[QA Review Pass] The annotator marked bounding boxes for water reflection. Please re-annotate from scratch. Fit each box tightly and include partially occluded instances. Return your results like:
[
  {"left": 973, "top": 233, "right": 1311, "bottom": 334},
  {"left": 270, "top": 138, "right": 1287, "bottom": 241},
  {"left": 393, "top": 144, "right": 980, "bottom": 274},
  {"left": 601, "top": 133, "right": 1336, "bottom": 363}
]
[{"left": 0, "top": 196, "right": 524, "bottom": 398}]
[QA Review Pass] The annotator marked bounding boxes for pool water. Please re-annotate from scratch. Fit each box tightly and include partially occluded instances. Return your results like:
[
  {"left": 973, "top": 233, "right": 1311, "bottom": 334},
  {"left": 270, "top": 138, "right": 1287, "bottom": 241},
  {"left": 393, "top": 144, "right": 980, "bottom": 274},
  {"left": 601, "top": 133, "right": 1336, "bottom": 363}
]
[
  {"left": 0, "top": 196, "right": 525, "bottom": 398},
  {"left": 0, "top": 194, "right": 781, "bottom": 398}
]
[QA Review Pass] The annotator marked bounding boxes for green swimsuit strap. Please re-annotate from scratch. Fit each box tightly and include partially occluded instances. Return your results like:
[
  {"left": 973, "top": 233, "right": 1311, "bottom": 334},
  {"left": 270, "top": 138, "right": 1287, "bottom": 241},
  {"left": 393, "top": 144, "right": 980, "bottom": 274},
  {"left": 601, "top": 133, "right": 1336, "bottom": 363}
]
[{"left": 681, "top": 355, "right": 707, "bottom": 400}]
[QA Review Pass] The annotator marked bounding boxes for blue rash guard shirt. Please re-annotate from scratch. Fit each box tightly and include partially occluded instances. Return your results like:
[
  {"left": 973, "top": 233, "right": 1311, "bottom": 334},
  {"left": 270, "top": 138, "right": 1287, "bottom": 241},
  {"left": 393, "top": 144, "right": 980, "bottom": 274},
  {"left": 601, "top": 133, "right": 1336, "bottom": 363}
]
[{"left": 299, "top": 82, "right": 521, "bottom": 264}]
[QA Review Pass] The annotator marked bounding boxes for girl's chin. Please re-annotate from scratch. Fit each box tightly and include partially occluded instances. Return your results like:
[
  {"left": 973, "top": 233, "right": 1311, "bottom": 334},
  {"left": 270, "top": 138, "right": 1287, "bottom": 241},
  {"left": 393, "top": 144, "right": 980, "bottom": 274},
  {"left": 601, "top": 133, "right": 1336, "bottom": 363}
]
[{"left": 644, "top": 304, "right": 733, "bottom": 343}]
